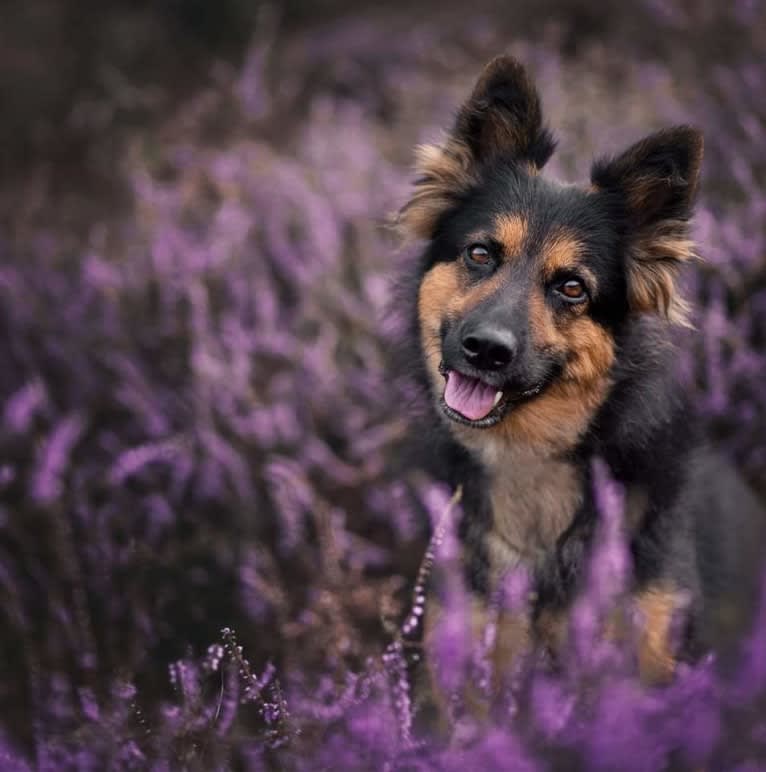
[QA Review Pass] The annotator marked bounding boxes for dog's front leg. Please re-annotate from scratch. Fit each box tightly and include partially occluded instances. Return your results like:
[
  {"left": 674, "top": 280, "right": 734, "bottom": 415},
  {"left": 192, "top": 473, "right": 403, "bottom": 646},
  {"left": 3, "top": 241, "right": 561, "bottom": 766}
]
[
  {"left": 634, "top": 583, "right": 687, "bottom": 684},
  {"left": 420, "top": 590, "right": 533, "bottom": 738}
]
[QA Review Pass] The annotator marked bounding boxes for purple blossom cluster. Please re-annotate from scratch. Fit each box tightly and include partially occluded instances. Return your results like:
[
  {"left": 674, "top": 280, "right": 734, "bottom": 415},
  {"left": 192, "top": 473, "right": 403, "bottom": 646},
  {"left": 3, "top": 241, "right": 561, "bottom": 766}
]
[{"left": 1, "top": 3, "right": 765, "bottom": 769}]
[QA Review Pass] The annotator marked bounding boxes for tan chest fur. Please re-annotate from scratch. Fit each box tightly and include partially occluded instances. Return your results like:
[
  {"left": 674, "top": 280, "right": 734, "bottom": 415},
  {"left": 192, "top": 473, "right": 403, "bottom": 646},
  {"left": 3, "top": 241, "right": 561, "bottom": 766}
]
[{"left": 481, "top": 446, "right": 583, "bottom": 586}]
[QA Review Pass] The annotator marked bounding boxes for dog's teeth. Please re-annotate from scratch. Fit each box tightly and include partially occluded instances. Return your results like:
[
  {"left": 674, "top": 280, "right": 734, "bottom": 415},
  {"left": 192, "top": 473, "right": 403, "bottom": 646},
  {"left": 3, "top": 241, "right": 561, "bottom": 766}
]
[{"left": 493, "top": 391, "right": 503, "bottom": 408}]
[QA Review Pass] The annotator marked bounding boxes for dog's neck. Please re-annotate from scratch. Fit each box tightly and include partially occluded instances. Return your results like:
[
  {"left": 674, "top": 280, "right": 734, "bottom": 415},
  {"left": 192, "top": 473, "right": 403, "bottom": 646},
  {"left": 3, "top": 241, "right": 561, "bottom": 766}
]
[{"left": 469, "top": 439, "right": 585, "bottom": 586}]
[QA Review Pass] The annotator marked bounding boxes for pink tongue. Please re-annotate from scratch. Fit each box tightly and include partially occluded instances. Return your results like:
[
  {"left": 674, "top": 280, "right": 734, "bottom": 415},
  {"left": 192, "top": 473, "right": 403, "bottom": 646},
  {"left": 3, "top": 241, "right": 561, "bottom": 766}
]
[{"left": 443, "top": 371, "right": 498, "bottom": 421}]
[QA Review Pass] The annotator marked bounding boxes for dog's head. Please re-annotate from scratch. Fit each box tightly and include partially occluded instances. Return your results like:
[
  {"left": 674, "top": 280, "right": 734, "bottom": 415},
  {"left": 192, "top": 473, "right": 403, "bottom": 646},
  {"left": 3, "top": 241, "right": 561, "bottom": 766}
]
[{"left": 400, "top": 56, "right": 703, "bottom": 454}]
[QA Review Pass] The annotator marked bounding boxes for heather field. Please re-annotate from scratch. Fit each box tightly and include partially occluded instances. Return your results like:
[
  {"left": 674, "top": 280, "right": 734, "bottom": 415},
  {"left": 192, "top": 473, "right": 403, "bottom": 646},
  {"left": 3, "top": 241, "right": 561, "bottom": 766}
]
[{"left": 1, "top": 2, "right": 766, "bottom": 769}]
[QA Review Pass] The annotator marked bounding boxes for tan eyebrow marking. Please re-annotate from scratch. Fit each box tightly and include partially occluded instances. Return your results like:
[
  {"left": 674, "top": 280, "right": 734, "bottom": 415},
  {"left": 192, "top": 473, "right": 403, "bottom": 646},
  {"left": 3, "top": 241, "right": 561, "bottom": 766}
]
[
  {"left": 493, "top": 214, "right": 528, "bottom": 260},
  {"left": 541, "top": 231, "right": 598, "bottom": 295}
]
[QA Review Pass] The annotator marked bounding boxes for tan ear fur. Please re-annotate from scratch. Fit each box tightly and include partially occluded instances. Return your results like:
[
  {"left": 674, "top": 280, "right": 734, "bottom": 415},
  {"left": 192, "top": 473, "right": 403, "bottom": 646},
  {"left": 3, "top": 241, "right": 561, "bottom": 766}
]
[
  {"left": 627, "top": 219, "right": 697, "bottom": 326},
  {"left": 397, "top": 140, "right": 477, "bottom": 241}
]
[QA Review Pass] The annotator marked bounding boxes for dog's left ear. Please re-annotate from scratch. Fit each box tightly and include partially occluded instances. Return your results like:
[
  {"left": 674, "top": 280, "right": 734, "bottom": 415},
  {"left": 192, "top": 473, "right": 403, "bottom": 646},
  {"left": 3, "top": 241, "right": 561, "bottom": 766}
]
[
  {"left": 398, "top": 56, "right": 555, "bottom": 240},
  {"left": 591, "top": 126, "right": 704, "bottom": 325}
]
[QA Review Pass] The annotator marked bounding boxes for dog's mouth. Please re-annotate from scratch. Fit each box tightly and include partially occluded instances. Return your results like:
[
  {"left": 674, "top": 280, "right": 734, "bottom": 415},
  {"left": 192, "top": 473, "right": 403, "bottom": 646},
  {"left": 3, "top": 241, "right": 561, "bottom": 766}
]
[{"left": 439, "top": 368, "right": 545, "bottom": 428}]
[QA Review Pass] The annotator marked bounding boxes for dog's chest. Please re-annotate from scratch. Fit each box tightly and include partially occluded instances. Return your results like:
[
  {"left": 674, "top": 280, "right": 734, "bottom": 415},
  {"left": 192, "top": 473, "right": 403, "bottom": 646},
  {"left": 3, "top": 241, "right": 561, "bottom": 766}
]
[{"left": 482, "top": 449, "right": 583, "bottom": 583}]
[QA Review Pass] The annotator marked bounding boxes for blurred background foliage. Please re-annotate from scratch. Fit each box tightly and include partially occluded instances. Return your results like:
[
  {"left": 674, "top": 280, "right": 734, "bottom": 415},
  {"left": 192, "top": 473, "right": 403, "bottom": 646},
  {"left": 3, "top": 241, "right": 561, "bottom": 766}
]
[
  {"left": 2, "top": 0, "right": 763, "bottom": 210},
  {"left": 0, "top": 0, "right": 765, "bottom": 768}
]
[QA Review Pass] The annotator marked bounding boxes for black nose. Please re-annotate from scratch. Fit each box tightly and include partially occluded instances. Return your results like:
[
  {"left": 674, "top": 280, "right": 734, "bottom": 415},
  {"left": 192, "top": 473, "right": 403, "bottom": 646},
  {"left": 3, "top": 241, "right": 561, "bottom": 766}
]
[{"left": 461, "top": 325, "right": 517, "bottom": 371}]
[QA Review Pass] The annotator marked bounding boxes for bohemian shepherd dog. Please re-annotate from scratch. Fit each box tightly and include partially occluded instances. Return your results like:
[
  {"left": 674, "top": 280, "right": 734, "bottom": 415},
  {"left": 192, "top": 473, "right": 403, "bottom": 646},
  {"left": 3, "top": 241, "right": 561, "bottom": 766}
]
[{"left": 396, "top": 56, "right": 764, "bottom": 706}]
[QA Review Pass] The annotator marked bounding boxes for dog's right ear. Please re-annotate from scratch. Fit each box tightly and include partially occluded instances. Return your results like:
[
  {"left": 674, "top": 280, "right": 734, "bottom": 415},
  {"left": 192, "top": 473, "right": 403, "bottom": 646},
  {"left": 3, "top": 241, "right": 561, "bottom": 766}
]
[
  {"left": 453, "top": 56, "right": 556, "bottom": 170},
  {"left": 398, "top": 56, "right": 555, "bottom": 240}
]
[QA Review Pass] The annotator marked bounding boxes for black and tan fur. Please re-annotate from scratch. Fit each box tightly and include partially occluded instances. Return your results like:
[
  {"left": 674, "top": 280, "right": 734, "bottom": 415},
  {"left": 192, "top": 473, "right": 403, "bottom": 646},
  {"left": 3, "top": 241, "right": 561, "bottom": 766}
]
[{"left": 396, "top": 56, "right": 765, "bottom": 712}]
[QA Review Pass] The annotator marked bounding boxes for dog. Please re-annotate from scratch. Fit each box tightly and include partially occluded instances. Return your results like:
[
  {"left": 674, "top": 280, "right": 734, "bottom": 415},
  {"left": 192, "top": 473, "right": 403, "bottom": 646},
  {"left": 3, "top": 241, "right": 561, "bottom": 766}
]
[{"left": 395, "top": 55, "right": 765, "bottom": 709}]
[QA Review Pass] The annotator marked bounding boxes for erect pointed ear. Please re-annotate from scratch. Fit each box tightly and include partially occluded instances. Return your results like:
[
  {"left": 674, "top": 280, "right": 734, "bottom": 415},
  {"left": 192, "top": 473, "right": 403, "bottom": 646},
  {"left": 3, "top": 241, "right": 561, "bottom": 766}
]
[
  {"left": 398, "top": 56, "right": 556, "bottom": 240},
  {"left": 591, "top": 126, "right": 704, "bottom": 325},
  {"left": 453, "top": 55, "right": 556, "bottom": 169}
]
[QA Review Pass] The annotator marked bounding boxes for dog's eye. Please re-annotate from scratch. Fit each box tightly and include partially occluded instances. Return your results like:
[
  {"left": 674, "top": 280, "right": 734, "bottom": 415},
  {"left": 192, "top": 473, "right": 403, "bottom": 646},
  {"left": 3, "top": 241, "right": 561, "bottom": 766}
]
[
  {"left": 556, "top": 279, "right": 587, "bottom": 303},
  {"left": 465, "top": 244, "right": 491, "bottom": 266}
]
